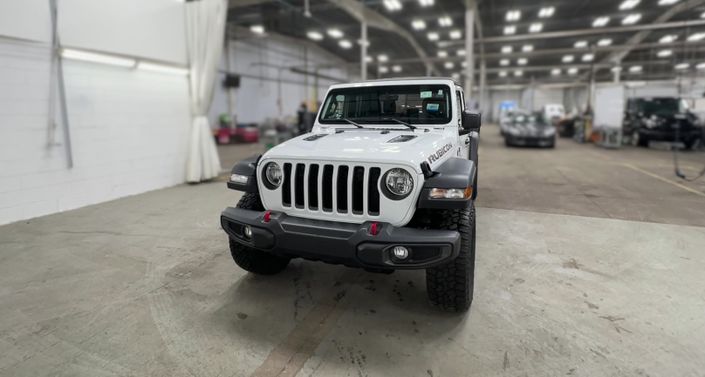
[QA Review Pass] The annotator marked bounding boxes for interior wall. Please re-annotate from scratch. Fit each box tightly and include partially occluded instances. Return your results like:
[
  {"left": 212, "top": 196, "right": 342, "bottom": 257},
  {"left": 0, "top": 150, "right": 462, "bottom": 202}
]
[
  {"left": 210, "top": 36, "right": 354, "bottom": 125},
  {"left": 0, "top": 0, "right": 191, "bottom": 225}
]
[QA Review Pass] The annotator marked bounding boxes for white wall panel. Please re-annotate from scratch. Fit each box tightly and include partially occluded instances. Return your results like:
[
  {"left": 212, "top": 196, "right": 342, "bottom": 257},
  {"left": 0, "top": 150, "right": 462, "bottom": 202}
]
[{"left": 0, "top": 0, "right": 51, "bottom": 42}]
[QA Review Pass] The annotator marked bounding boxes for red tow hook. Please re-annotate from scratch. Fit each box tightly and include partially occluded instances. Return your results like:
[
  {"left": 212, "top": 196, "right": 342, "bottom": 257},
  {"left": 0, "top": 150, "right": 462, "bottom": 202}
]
[
  {"left": 369, "top": 222, "right": 381, "bottom": 236},
  {"left": 263, "top": 210, "right": 272, "bottom": 223}
]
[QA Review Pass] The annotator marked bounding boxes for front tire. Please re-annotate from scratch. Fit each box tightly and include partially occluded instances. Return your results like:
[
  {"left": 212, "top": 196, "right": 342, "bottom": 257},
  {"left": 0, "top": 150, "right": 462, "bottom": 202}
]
[
  {"left": 416, "top": 204, "right": 476, "bottom": 312},
  {"left": 229, "top": 193, "right": 290, "bottom": 275}
]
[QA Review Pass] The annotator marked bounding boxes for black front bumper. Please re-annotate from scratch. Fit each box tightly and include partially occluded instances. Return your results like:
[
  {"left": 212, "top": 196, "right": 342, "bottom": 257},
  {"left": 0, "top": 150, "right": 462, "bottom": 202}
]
[
  {"left": 506, "top": 134, "right": 555, "bottom": 147},
  {"left": 220, "top": 207, "right": 461, "bottom": 270}
]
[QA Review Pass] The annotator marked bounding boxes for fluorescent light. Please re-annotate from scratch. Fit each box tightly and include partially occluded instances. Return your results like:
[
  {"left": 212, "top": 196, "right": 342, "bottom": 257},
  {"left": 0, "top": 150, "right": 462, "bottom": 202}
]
[
  {"left": 675, "top": 62, "right": 689, "bottom": 70},
  {"left": 378, "top": 54, "right": 389, "bottom": 62},
  {"left": 427, "top": 32, "right": 439, "bottom": 41},
  {"left": 250, "top": 25, "right": 265, "bottom": 34},
  {"left": 574, "top": 40, "right": 588, "bottom": 49},
  {"left": 457, "top": 49, "right": 466, "bottom": 56},
  {"left": 657, "top": 49, "right": 672, "bottom": 58},
  {"left": 529, "top": 23, "right": 543, "bottom": 33},
  {"left": 619, "top": 0, "right": 640, "bottom": 10},
  {"left": 307, "top": 31, "right": 324, "bottom": 41},
  {"left": 61, "top": 49, "right": 136, "bottom": 68},
  {"left": 379, "top": 66, "right": 389, "bottom": 74},
  {"left": 522, "top": 44, "right": 534, "bottom": 52},
  {"left": 551, "top": 68, "right": 561, "bottom": 76},
  {"left": 412, "top": 19, "right": 426, "bottom": 30},
  {"left": 392, "top": 65, "right": 402, "bottom": 73},
  {"left": 500, "top": 59, "right": 510, "bottom": 66},
  {"left": 514, "top": 70, "right": 523, "bottom": 77},
  {"left": 338, "top": 40, "right": 353, "bottom": 49},
  {"left": 687, "top": 32, "right": 705, "bottom": 42},
  {"left": 137, "top": 62, "right": 188, "bottom": 75},
  {"left": 593, "top": 16, "right": 610, "bottom": 27},
  {"left": 327, "top": 29, "right": 344, "bottom": 38},
  {"left": 696, "top": 62, "right": 705, "bottom": 69},
  {"left": 499, "top": 71, "right": 508, "bottom": 77},
  {"left": 449, "top": 30, "right": 462, "bottom": 39},
  {"left": 383, "top": 0, "right": 402, "bottom": 11},
  {"left": 444, "top": 62, "right": 455, "bottom": 69},
  {"left": 660, "top": 35, "right": 678, "bottom": 43},
  {"left": 501, "top": 45, "right": 513, "bottom": 54},
  {"left": 438, "top": 16, "right": 453, "bottom": 27},
  {"left": 538, "top": 7, "right": 555, "bottom": 18},
  {"left": 582, "top": 53, "right": 594, "bottom": 62},
  {"left": 451, "top": 73, "right": 461, "bottom": 80},
  {"left": 597, "top": 38, "right": 612, "bottom": 46},
  {"left": 517, "top": 58, "right": 528, "bottom": 66},
  {"left": 419, "top": 0, "right": 434, "bottom": 7},
  {"left": 562, "top": 55, "right": 575, "bottom": 63},
  {"left": 504, "top": 25, "right": 516, "bottom": 35},
  {"left": 365, "top": 56, "right": 373, "bottom": 63},
  {"left": 437, "top": 50, "right": 448, "bottom": 58},
  {"left": 629, "top": 65, "right": 643, "bottom": 73},
  {"left": 658, "top": 0, "right": 679, "bottom": 5},
  {"left": 506, "top": 10, "right": 521, "bottom": 22},
  {"left": 568, "top": 67, "right": 578, "bottom": 75},
  {"left": 461, "top": 61, "right": 467, "bottom": 68},
  {"left": 702, "top": 11, "right": 705, "bottom": 19},
  {"left": 611, "top": 66, "right": 623, "bottom": 73},
  {"left": 622, "top": 14, "right": 642, "bottom": 25}
]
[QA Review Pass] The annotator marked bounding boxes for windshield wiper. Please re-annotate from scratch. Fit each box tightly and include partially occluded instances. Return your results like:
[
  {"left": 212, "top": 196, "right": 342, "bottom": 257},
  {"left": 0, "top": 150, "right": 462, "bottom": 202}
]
[
  {"left": 341, "top": 118, "right": 364, "bottom": 128},
  {"left": 382, "top": 117, "right": 417, "bottom": 130}
]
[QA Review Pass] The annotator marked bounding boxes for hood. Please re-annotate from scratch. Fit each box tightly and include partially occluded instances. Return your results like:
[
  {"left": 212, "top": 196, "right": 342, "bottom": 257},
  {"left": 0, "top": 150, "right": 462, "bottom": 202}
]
[{"left": 262, "top": 128, "right": 458, "bottom": 173}]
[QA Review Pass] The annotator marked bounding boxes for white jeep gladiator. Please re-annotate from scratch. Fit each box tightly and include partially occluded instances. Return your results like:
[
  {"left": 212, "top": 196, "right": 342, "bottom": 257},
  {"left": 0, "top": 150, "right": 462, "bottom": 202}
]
[{"left": 221, "top": 77, "right": 481, "bottom": 312}]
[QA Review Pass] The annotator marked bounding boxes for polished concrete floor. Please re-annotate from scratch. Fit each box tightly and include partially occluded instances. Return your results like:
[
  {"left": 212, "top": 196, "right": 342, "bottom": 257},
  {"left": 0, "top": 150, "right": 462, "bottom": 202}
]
[{"left": 1, "top": 128, "right": 705, "bottom": 377}]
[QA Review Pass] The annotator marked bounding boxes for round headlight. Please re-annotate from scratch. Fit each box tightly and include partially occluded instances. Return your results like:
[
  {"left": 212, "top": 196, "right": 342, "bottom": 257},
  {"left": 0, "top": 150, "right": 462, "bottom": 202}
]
[
  {"left": 383, "top": 168, "right": 414, "bottom": 199},
  {"left": 264, "top": 162, "right": 282, "bottom": 189}
]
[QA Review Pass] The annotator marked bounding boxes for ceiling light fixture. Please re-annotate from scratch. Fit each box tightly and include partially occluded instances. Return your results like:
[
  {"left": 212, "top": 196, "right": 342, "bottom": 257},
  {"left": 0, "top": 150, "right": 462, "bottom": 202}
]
[
  {"left": 427, "top": 32, "right": 439, "bottom": 41},
  {"left": 457, "top": 49, "right": 466, "bottom": 56},
  {"left": 696, "top": 62, "right": 705, "bottom": 69},
  {"left": 499, "top": 71, "right": 508, "bottom": 77},
  {"left": 501, "top": 45, "right": 513, "bottom": 54},
  {"left": 622, "top": 14, "right": 642, "bottom": 25},
  {"left": 522, "top": 44, "right": 534, "bottom": 52},
  {"left": 658, "top": 0, "right": 680, "bottom": 5},
  {"left": 307, "top": 31, "right": 324, "bottom": 41},
  {"left": 449, "top": 30, "right": 462, "bottom": 39},
  {"left": 378, "top": 54, "right": 389, "bottom": 62},
  {"left": 60, "top": 49, "right": 136, "bottom": 68},
  {"left": 687, "top": 32, "right": 705, "bottom": 42},
  {"left": 657, "top": 49, "right": 672, "bottom": 57},
  {"left": 619, "top": 0, "right": 640, "bottom": 10},
  {"left": 582, "top": 53, "right": 594, "bottom": 62},
  {"left": 438, "top": 16, "right": 453, "bottom": 27},
  {"left": 514, "top": 70, "right": 523, "bottom": 77},
  {"left": 551, "top": 68, "right": 561, "bottom": 76},
  {"left": 597, "top": 38, "right": 612, "bottom": 46},
  {"left": 418, "top": 0, "right": 434, "bottom": 7},
  {"left": 504, "top": 25, "right": 516, "bottom": 35},
  {"left": 327, "top": 29, "right": 343, "bottom": 38},
  {"left": 517, "top": 58, "right": 528, "bottom": 65},
  {"left": 338, "top": 40, "right": 353, "bottom": 49},
  {"left": 562, "top": 55, "right": 575, "bottom": 63},
  {"left": 629, "top": 65, "right": 643, "bottom": 73},
  {"left": 411, "top": 19, "right": 427, "bottom": 30},
  {"left": 137, "top": 62, "right": 189, "bottom": 75},
  {"left": 500, "top": 59, "right": 510, "bottom": 66},
  {"left": 538, "top": 7, "right": 555, "bottom": 18},
  {"left": 593, "top": 16, "right": 610, "bottom": 27},
  {"left": 379, "top": 66, "right": 389, "bottom": 73},
  {"left": 444, "top": 61, "right": 455, "bottom": 69},
  {"left": 392, "top": 65, "right": 402, "bottom": 73},
  {"left": 529, "top": 23, "right": 543, "bottom": 33},
  {"left": 674, "top": 62, "right": 689, "bottom": 70},
  {"left": 659, "top": 34, "right": 678, "bottom": 43},
  {"left": 568, "top": 67, "right": 578, "bottom": 75},
  {"left": 574, "top": 40, "right": 588, "bottom": 49},
  {"left": 437, "top": 50, "right": 448, "bottom": 58},
  {"left": 506, "top": 10, "right": 521, "bottom": 22},
  {"left": 383, "top": 0, "right": 402, "bottom": 11}
]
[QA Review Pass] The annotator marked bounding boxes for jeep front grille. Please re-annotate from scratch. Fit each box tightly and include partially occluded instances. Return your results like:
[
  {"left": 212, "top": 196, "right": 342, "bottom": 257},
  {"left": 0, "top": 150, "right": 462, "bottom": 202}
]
[{"left": 281, "top": 162, "right": 381, "bottom": 216}]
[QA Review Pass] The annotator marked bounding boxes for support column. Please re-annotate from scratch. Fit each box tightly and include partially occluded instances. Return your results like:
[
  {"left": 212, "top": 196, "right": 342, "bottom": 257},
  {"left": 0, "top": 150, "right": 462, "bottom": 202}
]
[
  {"left": 361, "top": 20, "right": 368, "bottom": 81},
  {"left": 464, "top": 0, "right": 475, "bottom": 103},
  {"left": 479, "top": 60, "right": 486, "bottom": 112}
]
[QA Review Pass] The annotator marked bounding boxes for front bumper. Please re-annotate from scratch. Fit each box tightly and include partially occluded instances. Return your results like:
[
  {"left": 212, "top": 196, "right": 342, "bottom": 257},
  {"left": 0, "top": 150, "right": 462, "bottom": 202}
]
[
  {"left": 220, "top": 207, "right": 461, "bottom": 270},
  {"left": 506, "top": 134, "right": 555, "bottom": 146}
]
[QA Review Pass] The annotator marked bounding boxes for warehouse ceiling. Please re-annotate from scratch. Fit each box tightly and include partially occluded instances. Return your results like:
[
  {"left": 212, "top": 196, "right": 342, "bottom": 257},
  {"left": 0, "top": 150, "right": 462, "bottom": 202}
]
[{"left": 227, "top": 0, "right": 705, "bottom": 85}]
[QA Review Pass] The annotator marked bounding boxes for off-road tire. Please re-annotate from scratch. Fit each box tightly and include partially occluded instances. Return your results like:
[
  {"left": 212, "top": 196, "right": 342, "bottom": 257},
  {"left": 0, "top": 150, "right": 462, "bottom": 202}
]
[
  {"left": 229, "top": 193, "right": 290, "bottom": 275},
  {"left": 416, "top": 204, "right": 476, "bottom": 312}
]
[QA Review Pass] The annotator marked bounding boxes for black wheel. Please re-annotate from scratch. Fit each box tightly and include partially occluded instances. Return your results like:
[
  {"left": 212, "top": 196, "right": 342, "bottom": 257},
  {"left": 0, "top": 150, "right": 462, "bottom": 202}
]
[
  {"left": 504, "top": 138, "right": 512, "bottom": 147},
  {"left": 229, "top": 193, "right": 290, "bottom": 275},
  {"left": 547, "top": 136, "right": 556, "bottom": 149},
  {"left": 412, "top": 204, "right": 476, "bottom": 312}
]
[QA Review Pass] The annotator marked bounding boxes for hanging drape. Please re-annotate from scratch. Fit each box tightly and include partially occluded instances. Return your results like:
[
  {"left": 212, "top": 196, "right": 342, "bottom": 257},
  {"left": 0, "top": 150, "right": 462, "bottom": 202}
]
[{"left": 185, "top": 0, "right": 227, "bottom": 183}]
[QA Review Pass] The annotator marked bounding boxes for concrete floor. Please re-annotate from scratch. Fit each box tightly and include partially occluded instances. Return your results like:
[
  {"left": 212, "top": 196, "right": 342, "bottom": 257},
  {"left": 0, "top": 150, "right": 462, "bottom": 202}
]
[{"left": 1, "top": 128, "right": 705, "bottom": 377}]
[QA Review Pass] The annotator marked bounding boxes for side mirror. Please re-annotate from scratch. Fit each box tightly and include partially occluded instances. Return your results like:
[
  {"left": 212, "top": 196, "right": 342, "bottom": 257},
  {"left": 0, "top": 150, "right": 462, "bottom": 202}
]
[{"left": 462, "top": 110, "right": 482, "bottom": 133}]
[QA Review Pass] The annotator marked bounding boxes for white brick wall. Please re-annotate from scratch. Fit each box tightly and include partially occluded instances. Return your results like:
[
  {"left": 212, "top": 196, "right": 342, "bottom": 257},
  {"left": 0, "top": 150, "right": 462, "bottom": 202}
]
[{"left": 0, "top": 39, "right": 192, "bottom": 225}]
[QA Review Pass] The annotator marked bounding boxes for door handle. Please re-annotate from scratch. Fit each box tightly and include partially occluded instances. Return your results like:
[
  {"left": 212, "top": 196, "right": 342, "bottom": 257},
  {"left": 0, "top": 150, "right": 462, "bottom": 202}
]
[{"left": 464, "top": 138, "right": 470, "bottom": 145}]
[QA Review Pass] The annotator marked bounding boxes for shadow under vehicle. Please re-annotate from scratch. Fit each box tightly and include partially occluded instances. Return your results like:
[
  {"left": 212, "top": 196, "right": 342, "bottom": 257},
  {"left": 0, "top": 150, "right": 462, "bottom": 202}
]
[
  {"left": 623, "top": 97, "right": 704, "bottom": 149},
  {"left": 503, "top": 111, "right": 556, "bottom": 148}
]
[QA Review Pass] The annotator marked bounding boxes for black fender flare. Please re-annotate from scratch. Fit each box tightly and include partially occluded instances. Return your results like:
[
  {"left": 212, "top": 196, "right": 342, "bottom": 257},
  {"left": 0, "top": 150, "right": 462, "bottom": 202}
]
[
  {"left": 226, "top": 155, "right": 261, "bottom": 193},
  {"left": 417, "top": 157, "right": 476, "bottom": 210}
]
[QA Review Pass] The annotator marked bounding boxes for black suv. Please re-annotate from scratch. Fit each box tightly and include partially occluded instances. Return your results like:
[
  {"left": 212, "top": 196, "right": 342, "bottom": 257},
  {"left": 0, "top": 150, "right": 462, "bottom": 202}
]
[{"left": 624, "top": 97, "right": 703, "bottom": 149}]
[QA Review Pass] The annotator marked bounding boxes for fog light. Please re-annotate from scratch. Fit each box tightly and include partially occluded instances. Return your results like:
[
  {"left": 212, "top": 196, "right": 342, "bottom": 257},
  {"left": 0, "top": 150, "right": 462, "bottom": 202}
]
[
  {"left": 243, "top": 225, "right": 252, "bottom": 239},
  {"left": 392, "top": 246, "right": 409, "bottom": 260}
]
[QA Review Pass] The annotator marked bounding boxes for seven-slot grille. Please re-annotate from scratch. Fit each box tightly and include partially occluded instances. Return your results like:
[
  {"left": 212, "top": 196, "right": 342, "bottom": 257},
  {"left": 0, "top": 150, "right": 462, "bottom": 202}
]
[{"left": 281, "top": 163, "right": 381, "bottom": 216}]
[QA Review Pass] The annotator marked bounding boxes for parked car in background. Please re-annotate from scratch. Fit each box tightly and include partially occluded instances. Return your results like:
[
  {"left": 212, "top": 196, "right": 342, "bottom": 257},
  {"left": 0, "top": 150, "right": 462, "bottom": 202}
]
[
  {"left": 624, "top": 97, "right": 703, "bottom": 149},
  {"left": 503, "top": 111, "right": 556, "bottom": 148}
]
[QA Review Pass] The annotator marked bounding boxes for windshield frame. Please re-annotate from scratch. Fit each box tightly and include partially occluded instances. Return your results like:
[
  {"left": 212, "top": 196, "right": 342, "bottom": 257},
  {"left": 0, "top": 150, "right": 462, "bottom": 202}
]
[{"left": 317, "top": 84, "right": 454, "bottom": 126}]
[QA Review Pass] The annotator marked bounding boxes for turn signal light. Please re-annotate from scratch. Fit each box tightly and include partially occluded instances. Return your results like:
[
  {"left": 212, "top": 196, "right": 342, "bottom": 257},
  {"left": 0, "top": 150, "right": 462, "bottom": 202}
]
[{"left": 429, "top": 187, "right": 473, "bottom": 199}]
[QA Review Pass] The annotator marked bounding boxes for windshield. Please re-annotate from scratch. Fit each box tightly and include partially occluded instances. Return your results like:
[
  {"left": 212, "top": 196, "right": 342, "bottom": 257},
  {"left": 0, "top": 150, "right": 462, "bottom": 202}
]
[
  {"left": 637, "top": 98, "right": 682, "bottom": 116},
  {"left": 319, "top": 84, "right": 452, "bottom": 125}
]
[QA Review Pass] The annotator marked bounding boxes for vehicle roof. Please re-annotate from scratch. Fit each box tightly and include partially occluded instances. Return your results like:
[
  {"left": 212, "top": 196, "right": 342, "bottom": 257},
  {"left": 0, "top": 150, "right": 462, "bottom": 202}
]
[{"left": 328, "top": 77, "right": 461, "bottom": 90}]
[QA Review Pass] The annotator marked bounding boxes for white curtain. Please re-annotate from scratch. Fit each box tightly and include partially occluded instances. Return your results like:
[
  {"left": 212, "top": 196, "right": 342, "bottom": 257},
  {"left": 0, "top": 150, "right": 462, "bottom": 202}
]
[{"left": 185, "top": 0, "right": 227, "bottom": 183}]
